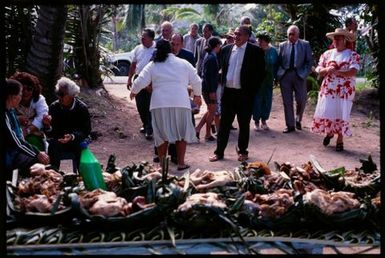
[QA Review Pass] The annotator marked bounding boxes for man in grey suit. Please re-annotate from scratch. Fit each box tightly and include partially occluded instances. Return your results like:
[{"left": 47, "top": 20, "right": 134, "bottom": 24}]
[{"left": 277, "top": 25, "right": 313, "bottom": 133}]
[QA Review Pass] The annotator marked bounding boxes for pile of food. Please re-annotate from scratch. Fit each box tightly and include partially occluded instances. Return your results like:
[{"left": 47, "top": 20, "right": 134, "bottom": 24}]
[{"left": 6, "top": 154, "right": 380, "bottom": 232}]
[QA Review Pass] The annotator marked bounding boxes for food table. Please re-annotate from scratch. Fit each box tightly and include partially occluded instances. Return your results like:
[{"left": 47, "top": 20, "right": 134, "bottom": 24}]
[{"left": 6, "top": 156, "right": 381, "bottom": 255}]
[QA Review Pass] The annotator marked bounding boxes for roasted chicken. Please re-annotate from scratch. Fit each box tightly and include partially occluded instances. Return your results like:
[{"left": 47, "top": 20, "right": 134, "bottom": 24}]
[{"left": 190, "top": 169, "right": 234, "bottom": 190}]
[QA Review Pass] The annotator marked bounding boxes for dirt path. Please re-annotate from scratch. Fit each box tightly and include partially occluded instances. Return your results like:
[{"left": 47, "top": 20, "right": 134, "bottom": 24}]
[{"left": 69, "top": 78, "right": 380, "bottom": 176}]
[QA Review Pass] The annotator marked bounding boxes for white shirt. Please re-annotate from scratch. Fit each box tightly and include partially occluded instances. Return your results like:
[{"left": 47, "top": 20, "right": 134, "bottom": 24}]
[
  {"left": 183, "top": 33, "right": 201, "bottom": 53},
  {"left": 132, "top": 42, "right": 156, "bottom": 74},
  {"left": 132, "top": 54, "right": 202, "bottom": 110},
  {"left": 226, "top": 42, "right": 247, "bottom": 89},
  {"left": 16, "top": 95, "right": 49, "bottom": 129}
]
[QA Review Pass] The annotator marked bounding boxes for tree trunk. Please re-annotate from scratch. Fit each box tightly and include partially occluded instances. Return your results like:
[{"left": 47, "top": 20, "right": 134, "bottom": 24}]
[{"left": 25, "top": 5, "right": 68, "bottom": 103}]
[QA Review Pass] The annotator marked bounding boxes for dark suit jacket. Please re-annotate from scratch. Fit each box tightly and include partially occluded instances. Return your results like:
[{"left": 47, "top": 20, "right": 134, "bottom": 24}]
[
  {"left": 219, "top": 42, "right": 265, "bottom": 99},
  {"left": 202, "top": 52, "right": 219, "bottom": 93},
  {"left": 176, "top": 48, "right": 195, "bottom": 67}
]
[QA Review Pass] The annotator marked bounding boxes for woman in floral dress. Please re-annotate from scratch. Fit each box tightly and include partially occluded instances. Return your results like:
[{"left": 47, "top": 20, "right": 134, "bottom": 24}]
[{"left": 312, "top": 28, "right": 360, "bottom": 151}]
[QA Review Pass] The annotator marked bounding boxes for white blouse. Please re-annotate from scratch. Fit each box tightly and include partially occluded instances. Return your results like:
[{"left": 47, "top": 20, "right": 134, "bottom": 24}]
[{"left": 131, "top": 54, "right": 202, "bottom": 110}]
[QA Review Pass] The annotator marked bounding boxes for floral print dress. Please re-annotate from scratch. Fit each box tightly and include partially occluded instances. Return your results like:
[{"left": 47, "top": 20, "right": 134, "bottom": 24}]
[{"left": 312, "top": 48, "right": 360, "bottom": 136}]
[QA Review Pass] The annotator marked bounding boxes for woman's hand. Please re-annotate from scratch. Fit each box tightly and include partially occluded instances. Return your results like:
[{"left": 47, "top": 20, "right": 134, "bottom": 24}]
[
  {"left": 130, "top": 92, "right": 136, "bottom": 100},
  {"left": 42, "top": 114, "right": 52, "bottom": 128},
  {"left": 193, "top": 95, "right": 202, "bottom": 107},
  {"left": 18, "top": 115, "right": 29, "bottom": 126},
  {"left": 37, "top": 152, "right": 50, "bottom": 165}
]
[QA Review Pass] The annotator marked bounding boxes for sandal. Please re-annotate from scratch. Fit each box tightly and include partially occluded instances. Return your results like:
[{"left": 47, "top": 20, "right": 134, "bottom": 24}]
[
  {"left": 177, "top": 165, "right": 190, "bottom": 171},
  {"left": 209, "top": 154, "right": 223, "bottom": 162},
  {"left": 336, "top": 142, "right": 344, "bottom": 152},
  {"left": 238, "top": 153, "right": 249, "bottom": 162},
  {"left": 261, "top": 123, "right": 269, "bottom": 130},
  {"left": 323, "top": 134, "right": 334, "bottom": 146}
]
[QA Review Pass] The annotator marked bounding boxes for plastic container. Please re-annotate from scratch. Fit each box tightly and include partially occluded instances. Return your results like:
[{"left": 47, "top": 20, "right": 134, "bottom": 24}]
[{"left": 79, "top": 146, "right": 106, "bottom": 191}]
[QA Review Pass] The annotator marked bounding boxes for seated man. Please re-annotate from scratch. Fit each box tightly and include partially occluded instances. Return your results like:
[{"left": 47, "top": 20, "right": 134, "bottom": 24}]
[{"left": 43, "top": 77, "right": 91, "bottom": 171}]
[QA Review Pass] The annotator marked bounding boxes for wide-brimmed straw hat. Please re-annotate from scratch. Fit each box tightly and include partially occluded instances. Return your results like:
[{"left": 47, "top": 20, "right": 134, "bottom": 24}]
[{"left": 326, "top": 28, "right": 355, "bottom": 42}]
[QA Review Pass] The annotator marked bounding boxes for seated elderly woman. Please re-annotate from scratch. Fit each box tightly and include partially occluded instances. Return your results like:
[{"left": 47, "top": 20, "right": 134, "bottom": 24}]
[
  {"left": 43, "top": 77, "right": 91, "bottom": 171},
  {"left": 10, "top": 71, "right": 49, "bottom": 151},
  {"left": 5, "top": 79, "right": 50, "bottom": 177}
]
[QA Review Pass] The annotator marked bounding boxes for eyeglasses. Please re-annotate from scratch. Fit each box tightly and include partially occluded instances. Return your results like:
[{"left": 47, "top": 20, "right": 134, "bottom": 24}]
[
  {"left": 56, "top": 91, "right": 66, "bottom": 97},
  {"left": 288, "top": 33, "right": 295, "bottom": 36}
]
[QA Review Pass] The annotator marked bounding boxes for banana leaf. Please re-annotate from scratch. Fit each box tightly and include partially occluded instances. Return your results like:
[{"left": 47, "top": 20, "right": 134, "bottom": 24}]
[
  {"left": 169, "top": 204, "right": 236, "bottom": 232},
  {"left": 342, "top": 175, "right": 381, "bottom": 198},
  {"left": 310, "top": 155, "right": 345, "bottom": 190}
]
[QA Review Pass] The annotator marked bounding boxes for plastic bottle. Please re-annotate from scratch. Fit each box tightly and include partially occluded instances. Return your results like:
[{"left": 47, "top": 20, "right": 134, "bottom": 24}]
[{"left": 78, "top": 140, "right": 107, "bottom": 190}]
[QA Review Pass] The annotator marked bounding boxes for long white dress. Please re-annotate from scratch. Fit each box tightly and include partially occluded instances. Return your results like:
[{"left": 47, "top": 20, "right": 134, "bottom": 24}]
[{"left": 311, "top": 48, "right": 360, "bottom": 136}]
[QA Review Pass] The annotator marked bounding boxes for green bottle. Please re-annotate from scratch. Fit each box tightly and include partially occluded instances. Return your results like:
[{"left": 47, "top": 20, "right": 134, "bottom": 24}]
[{"left": 79, "top": 147, "right": 107, "bottom": 190}]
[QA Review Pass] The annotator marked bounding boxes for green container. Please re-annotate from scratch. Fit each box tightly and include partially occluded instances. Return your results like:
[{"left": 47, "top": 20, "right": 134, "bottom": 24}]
[{"left": 79, "top": 147, "right": 107, "bottom": 190}]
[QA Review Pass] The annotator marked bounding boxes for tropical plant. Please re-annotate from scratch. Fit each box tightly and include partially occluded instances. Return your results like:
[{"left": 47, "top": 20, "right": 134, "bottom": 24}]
[
  {"left": 25, "top": 5, "right": 68, "bottom": 103},
  {"left": 4, "top": 5, "right": 38, "bottom": 77},
  {"left": 361, "top": 3, "right": 380, "bottom": 89},
  {"left": 64, "top": 5, "right": 112, "bottom": 89}
]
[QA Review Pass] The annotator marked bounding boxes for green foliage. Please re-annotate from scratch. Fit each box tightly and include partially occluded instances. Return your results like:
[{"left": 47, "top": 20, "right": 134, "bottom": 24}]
[
  {"left": 162, "top": 7, "right": 201, "bottom": 22},
  {"left": 306, "top": 75, "right": 319, "bottom": 104},
  {"left": 4, "top": 5, "right": 38, "bottom": 76}
]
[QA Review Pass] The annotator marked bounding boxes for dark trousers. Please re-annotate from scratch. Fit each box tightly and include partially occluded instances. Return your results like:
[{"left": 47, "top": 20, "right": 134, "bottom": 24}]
[
  {"left": 215, "top": 87, "right": 253, "bottom": 156},
  {"left": 135, "top": 89, "right": 152, "bottom": 135},
  {"left": 279, "top": 70, "right": 307, "bottom": 128},
  {"left": 48, "top": 139, "right": 81, "bottom": 170}
]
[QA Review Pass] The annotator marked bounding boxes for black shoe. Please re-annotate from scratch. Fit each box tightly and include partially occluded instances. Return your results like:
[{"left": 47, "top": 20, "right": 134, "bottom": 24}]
[
  {"left": 196, "top": 132, "right": 200, "bottom": 140},
  {"left": 145, "top": 133, "right": 153, "bottom": 140},
  {"left": 296, "top": 121, "right": 302, "bottom": 130},
  {"left": 205, "top": 135, "right": 216, "bottom": 142},
  {"left": 283, "top": 127, "right": 295, "bottom": 133},
  {"left": 139, "top": 127, "right": 145, "bottom": 134},
  {"left": 171, "top": 157, "right": 178, "bottom": 164},
  {"left": 323, "top": 135, "right": 334, "bottom": 146},
  {"left": 153, "top": 156, "right": 160, "bottom": 163},
  {"left": 211, "top": 124, "right": 216, "bottom": 134}
]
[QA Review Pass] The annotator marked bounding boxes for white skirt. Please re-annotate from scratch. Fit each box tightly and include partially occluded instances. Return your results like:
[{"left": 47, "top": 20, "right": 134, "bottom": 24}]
[{"left": 151, "top": 107, "right": 198, "bottom": 147}]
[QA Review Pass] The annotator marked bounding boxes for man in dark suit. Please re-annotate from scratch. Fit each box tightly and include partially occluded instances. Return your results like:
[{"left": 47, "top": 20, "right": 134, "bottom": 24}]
[
  {"left": 277, "top": 25, "right": 313, "bottom": 133},
  {"left": 209, "top": 25, "right": 265, "bottom": 162}
]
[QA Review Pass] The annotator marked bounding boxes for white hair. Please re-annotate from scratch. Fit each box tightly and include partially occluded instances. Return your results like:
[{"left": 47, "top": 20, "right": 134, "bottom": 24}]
[
  {"left": 287, "top": 25, "right": 300, "bottom": 35},
  {"left": 240, "top": 16, "right": 251, "bottom": 25},
  {"left": 55, "top": 77, "right": 80, "bottom": 96}
]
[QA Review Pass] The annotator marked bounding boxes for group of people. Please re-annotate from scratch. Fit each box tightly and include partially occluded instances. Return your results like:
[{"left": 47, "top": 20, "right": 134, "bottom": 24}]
[
  {"left": 5, "top": 73, "right": 91, "bottom": 176},
  {"left": 127, "top": 16, "right": 360, "bottom": 167},
  {"left": 5, "top": 16, "right": 360, "bottom": 175}
]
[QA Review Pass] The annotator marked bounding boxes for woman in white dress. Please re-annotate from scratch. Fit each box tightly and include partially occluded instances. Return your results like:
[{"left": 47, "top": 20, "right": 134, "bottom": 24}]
[
  {"left": 311, "top": 28, "right": 360, "bottom": 151},
  {"left": 130, "top": 39, "right": 202, "bottom": 170}
]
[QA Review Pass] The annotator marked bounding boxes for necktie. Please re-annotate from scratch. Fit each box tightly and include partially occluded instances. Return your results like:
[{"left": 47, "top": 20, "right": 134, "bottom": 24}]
[{"left": 289, "top": 43, "right": 295, "bottom": 69}]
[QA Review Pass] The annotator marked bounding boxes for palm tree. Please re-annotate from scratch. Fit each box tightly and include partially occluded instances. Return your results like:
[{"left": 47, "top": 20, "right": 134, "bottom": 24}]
[{"left": 25, "top": 5, "right": 68, "bottom": 103}]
